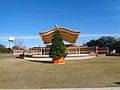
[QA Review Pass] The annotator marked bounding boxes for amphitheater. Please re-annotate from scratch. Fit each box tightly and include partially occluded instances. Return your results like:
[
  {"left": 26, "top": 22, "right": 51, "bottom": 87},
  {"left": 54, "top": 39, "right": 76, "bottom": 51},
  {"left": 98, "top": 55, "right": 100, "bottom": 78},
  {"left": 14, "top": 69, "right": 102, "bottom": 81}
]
[{"left": 13, "top": 26, "right": 109, "bottom": 61}]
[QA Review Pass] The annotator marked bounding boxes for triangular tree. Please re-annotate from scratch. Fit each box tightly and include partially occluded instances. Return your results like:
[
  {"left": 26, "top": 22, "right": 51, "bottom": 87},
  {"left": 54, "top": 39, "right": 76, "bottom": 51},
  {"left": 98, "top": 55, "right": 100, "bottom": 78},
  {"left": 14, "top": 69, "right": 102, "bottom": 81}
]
[{"left": 49, "top": 27, "right": 67, "bottom": 64}]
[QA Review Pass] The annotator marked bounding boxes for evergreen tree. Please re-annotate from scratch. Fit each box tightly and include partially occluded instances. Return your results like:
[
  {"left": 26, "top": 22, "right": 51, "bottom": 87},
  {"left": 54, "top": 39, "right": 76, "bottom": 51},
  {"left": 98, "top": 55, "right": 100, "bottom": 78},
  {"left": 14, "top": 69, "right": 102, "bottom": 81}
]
[{"left": 49, "top": 30, "right": 67, "bottom": 58}]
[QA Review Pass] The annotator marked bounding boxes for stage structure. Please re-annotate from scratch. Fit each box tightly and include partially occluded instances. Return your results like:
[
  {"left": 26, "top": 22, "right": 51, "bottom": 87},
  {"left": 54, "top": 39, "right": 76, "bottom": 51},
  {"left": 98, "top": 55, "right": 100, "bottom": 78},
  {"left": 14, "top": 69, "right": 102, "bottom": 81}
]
[
  {"left": 13, "top": 26, "right": 109, "bottom": 60},
  {"left": 39, "top": 26, "right": 81, "bottom": 55},
  {"left": 13, "top": 46, "right": 108, "bottom": 60},
  {"left": 39, "top": 26, "right": 80, "bottom": 44}
]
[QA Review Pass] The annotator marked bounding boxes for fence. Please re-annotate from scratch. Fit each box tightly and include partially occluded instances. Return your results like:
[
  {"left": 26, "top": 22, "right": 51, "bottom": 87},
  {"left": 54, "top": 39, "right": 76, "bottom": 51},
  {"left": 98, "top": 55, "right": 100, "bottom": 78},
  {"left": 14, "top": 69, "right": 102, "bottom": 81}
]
[{"left": 13, "top": 46, "right": 109, "bottom": 57}]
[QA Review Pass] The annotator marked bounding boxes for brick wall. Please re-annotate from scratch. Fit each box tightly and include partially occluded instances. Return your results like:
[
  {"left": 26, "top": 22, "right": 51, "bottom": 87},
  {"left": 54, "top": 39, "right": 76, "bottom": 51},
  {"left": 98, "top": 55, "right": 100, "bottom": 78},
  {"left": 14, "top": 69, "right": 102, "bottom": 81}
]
[
  {"left": 98, "top": 47, "right": 109, "bottom": 54},
  {"left": 13, "top": 50, "right": 24, "bottom": 57},
  {"left": 13, "top": 46, "right": 109, "bottom": 57},
  {"left": 79, "top": 46, "right": 98, "bottom": 54}
]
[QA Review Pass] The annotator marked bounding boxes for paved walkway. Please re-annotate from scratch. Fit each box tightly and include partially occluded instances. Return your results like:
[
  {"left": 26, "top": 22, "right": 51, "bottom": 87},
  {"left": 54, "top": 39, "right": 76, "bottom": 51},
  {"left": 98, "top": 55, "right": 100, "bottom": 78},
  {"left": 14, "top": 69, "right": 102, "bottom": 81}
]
[
  {"left": 40, "top": 88, "right": 119, "bottom": 90},
  {"left": 1, "top": 87, "right": 120, "bottom": 90}
]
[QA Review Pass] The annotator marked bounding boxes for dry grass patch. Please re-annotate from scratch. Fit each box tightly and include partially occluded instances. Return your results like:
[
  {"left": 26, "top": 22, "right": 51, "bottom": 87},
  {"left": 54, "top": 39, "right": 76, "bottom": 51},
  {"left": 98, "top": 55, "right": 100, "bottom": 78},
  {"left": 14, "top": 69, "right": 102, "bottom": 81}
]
[{"left": 0, "top": 56, "right": 120, "bottom": 89}]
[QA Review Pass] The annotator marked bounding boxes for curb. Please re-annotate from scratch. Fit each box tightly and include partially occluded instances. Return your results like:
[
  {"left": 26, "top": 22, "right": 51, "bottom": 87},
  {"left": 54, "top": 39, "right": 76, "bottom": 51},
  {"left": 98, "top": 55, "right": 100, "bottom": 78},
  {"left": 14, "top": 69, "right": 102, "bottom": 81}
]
[{"left": 0, "top": 87, "right": 120, "bottom": 90}]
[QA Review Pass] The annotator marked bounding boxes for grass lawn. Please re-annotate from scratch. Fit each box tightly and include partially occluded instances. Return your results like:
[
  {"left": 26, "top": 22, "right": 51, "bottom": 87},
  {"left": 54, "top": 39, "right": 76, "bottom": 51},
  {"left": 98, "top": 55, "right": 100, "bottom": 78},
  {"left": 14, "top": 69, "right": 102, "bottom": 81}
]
[{"left": 0, "top": 56, "right": 120, "bottom": 89}]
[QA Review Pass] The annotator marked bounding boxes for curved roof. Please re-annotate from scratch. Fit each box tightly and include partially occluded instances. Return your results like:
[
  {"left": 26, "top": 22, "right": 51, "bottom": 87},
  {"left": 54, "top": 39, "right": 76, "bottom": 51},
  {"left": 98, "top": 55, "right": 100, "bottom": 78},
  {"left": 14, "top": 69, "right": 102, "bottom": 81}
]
[{"left": 39, "top": 26, "right": 80, "bottom": 44}]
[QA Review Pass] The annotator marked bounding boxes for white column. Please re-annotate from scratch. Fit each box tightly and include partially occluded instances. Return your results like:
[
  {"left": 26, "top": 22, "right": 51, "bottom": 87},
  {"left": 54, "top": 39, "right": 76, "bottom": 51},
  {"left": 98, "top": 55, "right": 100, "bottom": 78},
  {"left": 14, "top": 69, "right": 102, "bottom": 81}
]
[
  {"left": 44, "top": 46, "right": 45, "bottom": 55},
  {"left": 76, "top": 46, "right": 77, "bottom": 54},
  {"left": 40, "top": 35, "right": 43, "bottom": 55},
  {"left": 78, "top": 37, "right": 80, "bottom": 54},
  {"left": 41, "top": 46, "right": 42, "bottom": 55}
]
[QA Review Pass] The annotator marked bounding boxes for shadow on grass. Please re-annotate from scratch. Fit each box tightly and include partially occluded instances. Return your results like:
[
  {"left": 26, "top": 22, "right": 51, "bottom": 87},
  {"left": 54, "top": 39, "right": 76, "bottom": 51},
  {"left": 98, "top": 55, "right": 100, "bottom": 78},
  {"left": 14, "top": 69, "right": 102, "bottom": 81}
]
[
  {"left": 113, "top": 82, "right": 120, "bottom": 85},
  {"left": 29, "top": 60, "right": 52, "bottom": 64}
]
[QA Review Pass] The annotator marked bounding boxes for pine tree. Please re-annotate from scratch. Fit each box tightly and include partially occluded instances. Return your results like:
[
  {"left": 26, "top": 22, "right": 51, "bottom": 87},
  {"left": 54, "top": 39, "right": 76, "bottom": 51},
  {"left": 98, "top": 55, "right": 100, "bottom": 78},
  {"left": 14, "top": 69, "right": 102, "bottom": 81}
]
[{"left": 49, "top": 30, "right": 67, "bottom": 58}]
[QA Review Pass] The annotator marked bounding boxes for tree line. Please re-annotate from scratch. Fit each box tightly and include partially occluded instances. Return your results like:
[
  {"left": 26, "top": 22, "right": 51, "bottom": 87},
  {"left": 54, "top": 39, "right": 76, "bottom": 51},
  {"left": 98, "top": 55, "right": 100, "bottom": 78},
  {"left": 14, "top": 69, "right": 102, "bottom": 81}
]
[
  {"left": 85, "top": 36, "right": 120, "bottom": 53},
  {"left": 0, "top": 44, "right": 12, "bottom": 53},
  {"left": 0, "top": 36, "right": 120, "bottom": 53}
]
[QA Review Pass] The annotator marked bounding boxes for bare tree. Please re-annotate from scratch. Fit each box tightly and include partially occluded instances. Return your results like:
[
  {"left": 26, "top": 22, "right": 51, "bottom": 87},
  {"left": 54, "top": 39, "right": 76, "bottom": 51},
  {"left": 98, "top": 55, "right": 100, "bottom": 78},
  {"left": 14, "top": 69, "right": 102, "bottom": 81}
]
[{"left": 13, "top": 37, "right": 25, "bottom": 50}]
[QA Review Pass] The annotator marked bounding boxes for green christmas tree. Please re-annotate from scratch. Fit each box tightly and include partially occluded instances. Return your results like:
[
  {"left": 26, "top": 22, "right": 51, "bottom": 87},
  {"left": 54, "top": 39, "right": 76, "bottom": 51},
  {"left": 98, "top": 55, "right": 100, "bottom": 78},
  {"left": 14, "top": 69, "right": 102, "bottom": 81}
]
[{"left": 49, "top": 29, "right": 67, "bottom": 58}]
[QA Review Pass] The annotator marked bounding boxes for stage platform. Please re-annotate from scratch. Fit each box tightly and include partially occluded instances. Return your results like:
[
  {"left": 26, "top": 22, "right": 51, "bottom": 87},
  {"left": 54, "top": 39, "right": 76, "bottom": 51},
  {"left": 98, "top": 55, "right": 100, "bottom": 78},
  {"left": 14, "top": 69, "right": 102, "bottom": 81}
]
[{"left": 24, "top": 54, "right": 96, "bottom": 61}]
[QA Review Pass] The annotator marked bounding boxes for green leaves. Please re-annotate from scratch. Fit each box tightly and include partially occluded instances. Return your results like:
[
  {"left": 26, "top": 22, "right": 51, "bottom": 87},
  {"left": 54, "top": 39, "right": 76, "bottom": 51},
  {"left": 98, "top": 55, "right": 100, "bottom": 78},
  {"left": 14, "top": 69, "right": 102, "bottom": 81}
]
[
  {"left": 0, "top": 44, "right": 12, "bottom": 53},
  {"left": 86, "top": 36, "right": 119, "bottom": 52},
  {"left": 49, "top": 30, "right": 67, "bottom": 58},
  {"left": 113, "top": 40, "right": 120, "bottom": 53}
]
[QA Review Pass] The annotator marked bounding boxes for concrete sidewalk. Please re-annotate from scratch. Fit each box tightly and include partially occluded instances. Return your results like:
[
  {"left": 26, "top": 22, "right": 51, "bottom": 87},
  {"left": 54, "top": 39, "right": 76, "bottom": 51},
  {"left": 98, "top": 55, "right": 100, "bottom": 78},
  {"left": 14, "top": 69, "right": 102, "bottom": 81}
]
[
  {"left": 1, "top": 87, "right": 120, "bottom": 90},
  {"left": 39, "top": 87, "right": 119, "bottom": 90}
]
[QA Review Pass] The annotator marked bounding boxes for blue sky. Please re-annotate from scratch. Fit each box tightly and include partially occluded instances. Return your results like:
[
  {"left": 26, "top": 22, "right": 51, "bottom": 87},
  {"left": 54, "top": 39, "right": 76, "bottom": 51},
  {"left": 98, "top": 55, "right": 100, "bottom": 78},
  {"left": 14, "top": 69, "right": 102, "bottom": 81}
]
[{"left": 0, "top": 0, "right": 120, "bottom": 48}]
